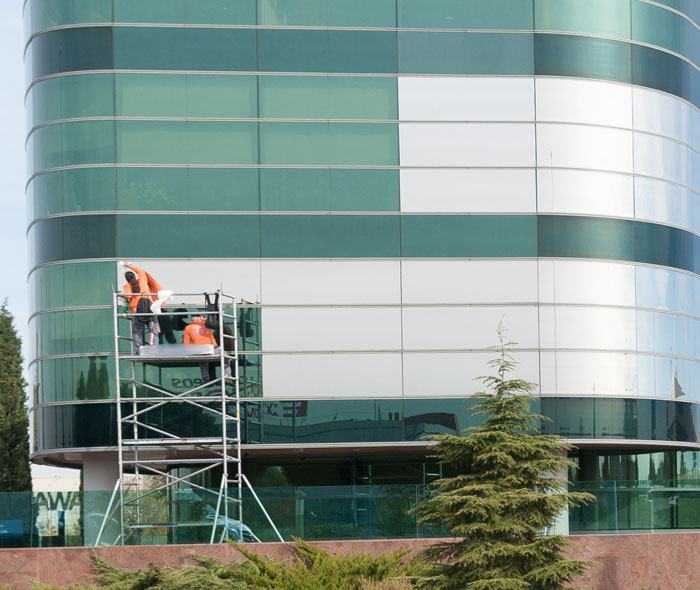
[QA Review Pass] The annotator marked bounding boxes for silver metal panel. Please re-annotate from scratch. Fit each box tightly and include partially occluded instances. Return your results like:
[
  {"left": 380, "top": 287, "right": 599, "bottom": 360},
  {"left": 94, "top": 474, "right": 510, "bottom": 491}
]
[
  {"left": 636, "top": 310, "right": 697, "bottom": 358},
  {"left": 546, "top": 261, "right": 636, "bottom": 307},
  {"left": 633, "top": 87, "right": 692, "bottom": 145},
  {"left": 634, "top": 176, "right": 699, "bottom": 233},
  {"left": 399, "top": 169, "right": 536, "bottom": 213},
  {"left": 403, "top": 351, "right": 540, "bottom": 396},
  {"left": 261, "top": 260, "right": 401, "bottom": 305},
  {"left": 536, "top": 78, "right": 632, "bottom": 128},
  {"left": 635, "top": 266, "right": 700, "bottom": 317},
  {"left": 634, "top": 132, "right": 692, "bottom": 188},
  {"left": 402, "top": 306, "right": 539, "bottom": 350},
  {"left": 261, "top": 307, "right": 402, "bottom": 351},
  {"left": 554, "top": 351, "right": 638, "bottom": 396},
  {"left": 544, "top": 307, "right": 637, "bottom": 351},
  {"left": 401, "top": 260, "right": 538, "bottom": 304},
  {"left": 536, "top": 124, "right": 633, "bottom": 173},
  {"left": 262, "top": 353, "right": 403, "bottom": 397},
  {"left": 399, "top": 123, "right": 535, "bottom": 167},
  {"left": 398, "top": 76, "right": 535, "bottom": 121},
  {"left": 536, "top": 169, "right": 633, "bottom": 218}
]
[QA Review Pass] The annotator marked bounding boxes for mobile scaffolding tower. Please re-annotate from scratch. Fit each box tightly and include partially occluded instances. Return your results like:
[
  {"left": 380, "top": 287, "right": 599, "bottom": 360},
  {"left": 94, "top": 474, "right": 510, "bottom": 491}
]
[{"left": 95, "top": 290, "right": 282, "bottom": 546}]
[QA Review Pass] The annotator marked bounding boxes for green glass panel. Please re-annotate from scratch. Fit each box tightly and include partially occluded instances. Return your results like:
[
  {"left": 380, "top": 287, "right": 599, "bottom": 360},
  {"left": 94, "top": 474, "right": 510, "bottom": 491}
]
[
  {"left": 31, "top": 308, "right": 114, "bottom": 357},
  {"left": 27, "top": 120, "right": 115, "bottom": 174},
  {"left": 28, "top": 74, "right": 113, "bottom": 127},
  {"left": 29, "top": 215, "right": 116, "bottom": 266},
  {"left": 537, "top": 216, "right": 634, "bottom": 262},
  {"left": 535, "top": 33, "right": 632, "bottom": 83},
  {"left": 260, "top": 169, "right": 399, "bottom": 211},
  {"left": 115, "top": 0, "right": 256, "bottom": 24},
  {"left": 116, "top": 214, "right": 260, "bottom": 258},
  {"left": 398, "top": 0, "right": 533, "bottom": 29},
  {"left": 534, "top": 0, "right": 631, "bottom": 38},
  {"left": 635, "top": 222, "right": 695, "bottom": 274},
  {"left": 398, "top": 32, "right": 534, "bottom": 75},
  {"left": 260, "top": 123, "right": 398, "bottom": 166},
  {"left": 28, "top": 27, "right": 113, "bottom": 80},
  {"left": 258, "top": 30, "right": 397, "bottom": 74},
  {"left": 259, "top": 76, "right": 397, "bottom": 120},
  {"left": 36, "top": 356, "right": 115, "bottom": 402},
  {"left": 29, "top": 261, "right": 115, "bottom": 312},
  {"left": 631, "top": 1, "right": 695, "bottom": 62},
  {"left": 632, "top": 44, "right": 695, "bottom": 106},
  {"left": 258, "top": 0, "right": 395, "bottom": 27},
  {"left": 115, "top": 121, "right": 257, "bottom": 165},
  {"left": 650, "top": 0, "right": 700, "bottom": 24},
  {"left": 401, "top": 215, "right": 537, "bottom": 257},
  {"left": 30, "top": 168, "right": 115, "bottom": 217},
  {"left": 27, "top": 0, "right": 111, "bottom": 35},
  {"left": 115, "top": 74, "right": 257, "bottom": 118},
  {"left": 117, "top": 167, "right": 259, "bottom": 211},
  {"left": 114, "top": 27, "right": 257, "bottom": 71},
  {"left": 261, "top": 215, "right": 400, "bottom": 257}
]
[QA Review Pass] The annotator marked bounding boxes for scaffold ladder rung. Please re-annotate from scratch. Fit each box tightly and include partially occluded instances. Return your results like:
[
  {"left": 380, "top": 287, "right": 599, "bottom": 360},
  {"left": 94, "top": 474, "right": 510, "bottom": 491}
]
[{"left": 122, "top": 437, "right": 237, "bottom": 445}]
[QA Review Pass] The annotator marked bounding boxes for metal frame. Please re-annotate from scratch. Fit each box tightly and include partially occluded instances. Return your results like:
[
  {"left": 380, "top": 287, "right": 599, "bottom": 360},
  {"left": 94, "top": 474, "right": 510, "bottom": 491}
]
[{"left": 95, "top": 290, "right": 282, "bottom": 545}]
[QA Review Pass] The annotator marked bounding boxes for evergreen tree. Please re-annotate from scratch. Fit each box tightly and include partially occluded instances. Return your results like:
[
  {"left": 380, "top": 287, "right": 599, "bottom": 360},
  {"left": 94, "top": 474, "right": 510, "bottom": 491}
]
[
  {"left": 0, "top": 302, "right": 32, "bottom": 491},
  {"left": 411, "top": 329, "right": 595, "bottom": 590}
]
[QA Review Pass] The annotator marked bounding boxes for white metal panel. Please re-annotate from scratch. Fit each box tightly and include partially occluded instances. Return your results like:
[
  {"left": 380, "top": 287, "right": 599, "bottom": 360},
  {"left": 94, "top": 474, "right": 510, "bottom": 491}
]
[
  {"left": 398, "top": 76, "right": 535, "bottom": 121},
  {"left": 400, "top": 169, "right": 536, "bottom": 212},
  {"left": 399, "top": 123, "right": 535, "bottom": 167},
  {"left": 401, "top": 260, "right": 538, "bottom": 304},
  {"left": 633, "top": 87, "right": 692, "bottom": 145},
  {"left": 261, "top": 260, "right": 401, "bottom": 305},
  {"left": 262, "top": 353, "right": 403, "bottom": 397},
  {"left": 536, "top": 78, "right": 632, "bottom": 128},
  {"left": 552, "top": 307, "right": 637, "bottom": 351},
  {"left": 536, "top": 124, "right": 633, "bottom": 173},
  {"left": 261, "top": 307, "right": 401, "bottom": 351},
  {"left": 634, "top": 132, "right": 692, "bottom": 187}
]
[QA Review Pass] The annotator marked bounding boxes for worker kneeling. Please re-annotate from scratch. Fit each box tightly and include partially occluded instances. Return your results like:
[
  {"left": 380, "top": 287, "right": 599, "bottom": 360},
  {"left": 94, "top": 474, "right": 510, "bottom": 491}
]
[{"left": 183, "top": 314, "right": 231, "bottom": 383}]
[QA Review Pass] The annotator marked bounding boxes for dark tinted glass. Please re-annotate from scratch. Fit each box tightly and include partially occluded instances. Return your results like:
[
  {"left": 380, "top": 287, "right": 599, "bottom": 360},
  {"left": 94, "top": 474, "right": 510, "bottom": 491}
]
[
  {"left": 29, "top": 215, "right": 116, "bottom": 266},
  {"left": 535, "top": 33, "right": 632, "bottom": 84},
  {"left": 114, "top": 27, "right": 257, "bottom": 71},
  {"left": 636, "top": 222, "right": 695, "bottom": 273},
  {"left": 258, "top": 30, "right": 397, "bottom": 73},
  {"left": 261, "top": 215, "right": 400, "bottom": 257},
  {"left": 632, "top": 44, "right": 695, "bottom": 106},
  {"left": 398, "top": 32, "right": 534, "bottom": 75},
  {"left": 538, "top": 216, "right": 635, "bottom": 262},
  {"left": 116, "top": 214, "right": 260, "bottom": 258},
  {"left": 401, "top": 215, "right": 537, "bottom": 257},
  {"left": 29, "top": 27, "right": 113, "bottom": 79}
]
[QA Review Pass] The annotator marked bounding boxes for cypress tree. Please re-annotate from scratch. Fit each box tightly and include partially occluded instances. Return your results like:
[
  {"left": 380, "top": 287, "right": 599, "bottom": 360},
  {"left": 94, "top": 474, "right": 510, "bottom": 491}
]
[
  {"left": 0, "top": 302, "right": 32, "bottom": 491},
  {"left": 411, "top": 330, "right": 595, "bottom": 590}
]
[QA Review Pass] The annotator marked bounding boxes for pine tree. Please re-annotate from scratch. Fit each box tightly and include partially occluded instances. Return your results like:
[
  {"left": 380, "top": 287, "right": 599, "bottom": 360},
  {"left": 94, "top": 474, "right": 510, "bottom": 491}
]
[
  {"left": 0, "top": 302, "right": 32, "bottom": 491},
  {"left": 411, "top": 329, "right": 595, "bottom": 590}
]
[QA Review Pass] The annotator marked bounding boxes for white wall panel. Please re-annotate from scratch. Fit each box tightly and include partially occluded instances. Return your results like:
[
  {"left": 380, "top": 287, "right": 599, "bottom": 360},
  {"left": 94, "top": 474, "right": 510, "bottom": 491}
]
[
  {"left": 260, "top": 260, "right": 401, "bottom": 305},
  {"left": 403, "top": 351, "right": 540, "bottom": 396},
  {"left": 536, "top": 78, "right": 632, "bottom": 128},
  {"left": 542, "top": 307, "right": 637, "bottom": 351},
  {"left": 401, "top": 260, "right": 538, "bottom": 304},
  {"left": 634, "top": 132, "right": 692, "bottom": 187},
  {"left": 554, "top": 352, "right": 638, "bottom": 396},
  {"left": 400, "top": 169, "right": 536, "bottom": 212},
  {"left": 536, "top": 124, "right": 633, "bottom": 173},
  {"left": 633, "top": 87, "right": 692, "bottom": 145},
  {"left": 262, "top": 353, "right": 402, "bottom": 397},
  {"left": 398, "top": 77, "right": 534, "bottom": 121},
  {"left": 399, "top": 123, "right": 535, "bottom": 167},
  {"left": 402, "top": 306, "right": 539, "bottom": 350},
  {"left": 536, "top": 169, "right": 633, "bottom": 218},
  {"left": 262, "top": 307, "right": 401, "bottom": 351},
  {"left": 539, "top": 351, "right": 556, "bottom": 394}
]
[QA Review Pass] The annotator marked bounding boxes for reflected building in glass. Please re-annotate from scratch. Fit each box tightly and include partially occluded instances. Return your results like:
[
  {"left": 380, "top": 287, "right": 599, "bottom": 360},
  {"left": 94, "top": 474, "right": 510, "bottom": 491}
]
[{"left": 25, "top": 0, "right": 700, "bottom": 493}]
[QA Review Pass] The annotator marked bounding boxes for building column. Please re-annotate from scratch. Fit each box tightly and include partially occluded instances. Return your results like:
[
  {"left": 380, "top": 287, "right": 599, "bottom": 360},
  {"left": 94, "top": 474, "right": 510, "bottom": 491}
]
[{"left": 82, "top": 453, "right": 120, "bottom": 545}]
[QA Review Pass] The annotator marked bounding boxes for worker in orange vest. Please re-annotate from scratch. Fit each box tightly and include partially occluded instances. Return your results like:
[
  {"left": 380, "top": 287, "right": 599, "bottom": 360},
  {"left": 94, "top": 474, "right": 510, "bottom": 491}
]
[
  {"left": 184, "top": 313, "right": 219, "bottom": 383},
  {"left": 120, "top": 262, "right": 169, "bottom": 353}
]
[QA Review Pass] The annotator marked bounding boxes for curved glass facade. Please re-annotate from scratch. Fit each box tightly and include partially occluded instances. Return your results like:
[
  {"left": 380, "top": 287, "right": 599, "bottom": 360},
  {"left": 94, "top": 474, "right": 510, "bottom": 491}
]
[{"left": 24, "top": 1, "right": 700, "bottom": 489}]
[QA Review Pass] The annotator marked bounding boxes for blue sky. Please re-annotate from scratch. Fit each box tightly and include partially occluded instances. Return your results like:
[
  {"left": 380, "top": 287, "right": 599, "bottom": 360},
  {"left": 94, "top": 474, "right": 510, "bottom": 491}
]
[{"left": 1, "top": 3, "right": 74, "bottom": 479}]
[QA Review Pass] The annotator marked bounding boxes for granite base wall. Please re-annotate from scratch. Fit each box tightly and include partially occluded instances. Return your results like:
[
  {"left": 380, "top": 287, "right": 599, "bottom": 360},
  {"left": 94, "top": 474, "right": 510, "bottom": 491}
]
[{"left": 0, "top": 534, "right": 695, "bottom": 589}]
